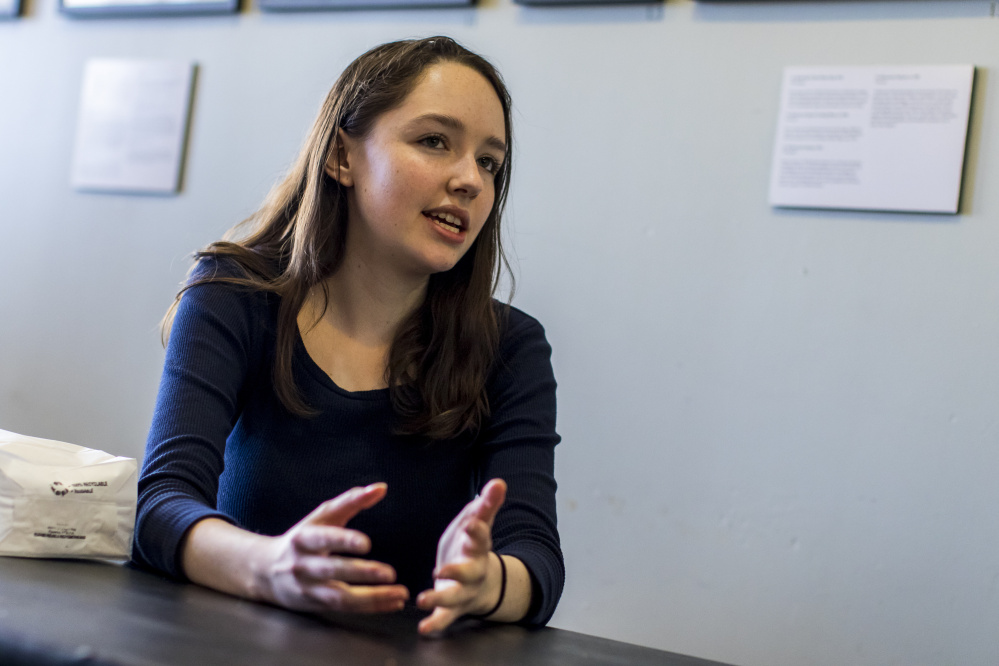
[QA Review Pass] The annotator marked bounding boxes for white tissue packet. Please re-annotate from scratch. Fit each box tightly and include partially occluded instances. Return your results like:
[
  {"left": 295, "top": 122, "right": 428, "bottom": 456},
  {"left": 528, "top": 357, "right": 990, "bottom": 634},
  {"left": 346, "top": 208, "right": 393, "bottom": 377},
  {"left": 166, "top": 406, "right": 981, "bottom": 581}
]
[{"left": 0, "top": 429, "right": 137, "bottom": 560}]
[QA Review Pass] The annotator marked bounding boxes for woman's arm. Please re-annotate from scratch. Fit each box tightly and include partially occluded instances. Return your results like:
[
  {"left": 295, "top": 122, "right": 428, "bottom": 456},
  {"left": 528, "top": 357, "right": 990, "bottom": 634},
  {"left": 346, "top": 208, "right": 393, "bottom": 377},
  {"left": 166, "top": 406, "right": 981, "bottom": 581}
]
[
  {"left": 136, "top": 269, "right": 410, "bottom": 611},
  {"left": 417, "top": 309, "right": 564, "bottom": 631},
  {"left": 181, "top": 484, "right": 409, "bottom": 613},
  {"left": 414, "top": 479, "right": 533, "bottom": 633},
  {"left": 133, "top": 263, "right": 263, "bottom": 577},
  {"left": 478, "top": 311, "right": 564, "bottom": 625}
]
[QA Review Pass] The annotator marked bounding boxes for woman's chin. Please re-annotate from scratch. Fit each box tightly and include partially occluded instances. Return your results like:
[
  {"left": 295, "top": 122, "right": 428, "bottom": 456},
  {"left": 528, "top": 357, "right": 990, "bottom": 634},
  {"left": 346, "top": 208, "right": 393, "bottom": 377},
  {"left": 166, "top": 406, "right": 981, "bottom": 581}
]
[{"left": 418, "top": 251, "right": 467, "bottom": 277}]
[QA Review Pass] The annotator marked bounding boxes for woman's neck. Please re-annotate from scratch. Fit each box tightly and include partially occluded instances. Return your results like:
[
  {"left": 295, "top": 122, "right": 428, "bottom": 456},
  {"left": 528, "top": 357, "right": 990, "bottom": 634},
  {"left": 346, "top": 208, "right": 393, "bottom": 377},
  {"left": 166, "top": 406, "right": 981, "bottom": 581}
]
[{"left": 313, "top": 256, "right": 427, "bottom": 348}]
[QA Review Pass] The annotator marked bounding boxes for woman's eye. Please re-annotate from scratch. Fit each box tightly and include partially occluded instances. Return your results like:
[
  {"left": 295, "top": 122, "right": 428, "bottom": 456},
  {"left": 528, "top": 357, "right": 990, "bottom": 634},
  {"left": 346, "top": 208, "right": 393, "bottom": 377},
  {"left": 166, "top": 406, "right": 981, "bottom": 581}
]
[
  {"left": 478, "top": 156, "right": 502, "bottom": 174},
  {"left": 421, "top": 135, "right": 446, "bottom": 149}
]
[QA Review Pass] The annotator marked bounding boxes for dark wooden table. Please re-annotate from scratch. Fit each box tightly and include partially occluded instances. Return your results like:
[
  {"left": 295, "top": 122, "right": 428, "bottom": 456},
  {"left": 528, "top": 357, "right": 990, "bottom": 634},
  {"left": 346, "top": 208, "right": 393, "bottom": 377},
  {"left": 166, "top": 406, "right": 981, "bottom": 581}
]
[{"left": 0, "top": 556, "right": 732, "bottom": 665}]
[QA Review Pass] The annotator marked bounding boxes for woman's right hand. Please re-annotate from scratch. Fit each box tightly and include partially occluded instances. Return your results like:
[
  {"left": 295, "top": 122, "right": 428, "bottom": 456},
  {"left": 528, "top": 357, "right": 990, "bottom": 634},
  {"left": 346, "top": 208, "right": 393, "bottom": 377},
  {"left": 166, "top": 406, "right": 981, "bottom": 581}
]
[{"left": 253, "top": 482, "right": 409, "bottom": 613}]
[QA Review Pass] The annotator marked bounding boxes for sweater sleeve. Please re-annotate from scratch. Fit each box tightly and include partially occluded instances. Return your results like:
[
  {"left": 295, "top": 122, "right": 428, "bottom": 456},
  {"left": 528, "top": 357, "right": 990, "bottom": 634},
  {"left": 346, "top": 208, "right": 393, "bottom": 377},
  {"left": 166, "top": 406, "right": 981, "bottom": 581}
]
[
  {"left": 479, "top": 308, "right": 564, "bottom": 627},
  {"left": 132, "top": 261, "right": 265, "bottom": 579}
]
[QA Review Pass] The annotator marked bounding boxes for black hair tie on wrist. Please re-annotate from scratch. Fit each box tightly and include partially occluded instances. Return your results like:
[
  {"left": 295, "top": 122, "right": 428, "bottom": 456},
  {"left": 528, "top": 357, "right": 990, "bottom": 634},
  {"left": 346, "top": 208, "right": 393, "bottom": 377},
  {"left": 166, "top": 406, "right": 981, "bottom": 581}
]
[{"left": 470, "top": 552, "right": 506, "bottom": 620}]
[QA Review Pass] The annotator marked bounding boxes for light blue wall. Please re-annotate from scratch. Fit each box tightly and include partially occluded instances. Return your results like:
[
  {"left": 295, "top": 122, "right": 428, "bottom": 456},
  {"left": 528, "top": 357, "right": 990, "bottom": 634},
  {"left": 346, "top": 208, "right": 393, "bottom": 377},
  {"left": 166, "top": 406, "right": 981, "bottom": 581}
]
[{"left": 2, "top": 2, "right": 998, "bottom": 665}]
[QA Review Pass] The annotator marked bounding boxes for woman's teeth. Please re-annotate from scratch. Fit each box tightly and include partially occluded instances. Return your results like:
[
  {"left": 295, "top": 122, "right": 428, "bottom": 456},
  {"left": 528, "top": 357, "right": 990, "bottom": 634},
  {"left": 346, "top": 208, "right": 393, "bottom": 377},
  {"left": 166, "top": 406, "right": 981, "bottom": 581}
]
[{"left": 429, "top": 213, "right": 462, "bottom": 232}]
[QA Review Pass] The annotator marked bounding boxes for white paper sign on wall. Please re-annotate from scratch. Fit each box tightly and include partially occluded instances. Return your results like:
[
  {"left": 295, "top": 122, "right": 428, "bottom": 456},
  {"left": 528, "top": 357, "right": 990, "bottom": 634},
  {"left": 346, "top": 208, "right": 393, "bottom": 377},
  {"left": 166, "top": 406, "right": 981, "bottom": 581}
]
[
  {"left": 769, "top": 65, "right": 974, "bottom": 214},
  {"left": 0, "top": 0, "right": 21, "bottom": 18},
  {"left": 70, "top": 59, "right": 195, "bottom": 195}
]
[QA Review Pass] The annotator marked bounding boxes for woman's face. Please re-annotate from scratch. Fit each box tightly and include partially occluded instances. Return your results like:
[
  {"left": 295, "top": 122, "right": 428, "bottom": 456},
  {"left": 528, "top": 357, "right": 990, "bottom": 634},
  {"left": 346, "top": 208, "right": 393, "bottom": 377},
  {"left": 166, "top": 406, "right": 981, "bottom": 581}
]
[{"left": 330, "top": 62, "right": 507, "bottom": 280}]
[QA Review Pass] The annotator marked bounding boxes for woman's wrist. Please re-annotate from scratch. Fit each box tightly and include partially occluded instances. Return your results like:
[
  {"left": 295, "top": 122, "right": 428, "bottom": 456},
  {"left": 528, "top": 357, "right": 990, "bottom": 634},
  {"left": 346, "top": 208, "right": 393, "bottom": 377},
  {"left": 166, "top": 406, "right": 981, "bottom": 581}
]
[
  {"left": 182, "top": 517, "right": 276, "bottom": 604},
  {"left": 470, "top": 552, "right": 506, "bottom": 618},
  {"left": 245, "top": 534, "right": 279, "bottom": 603}
]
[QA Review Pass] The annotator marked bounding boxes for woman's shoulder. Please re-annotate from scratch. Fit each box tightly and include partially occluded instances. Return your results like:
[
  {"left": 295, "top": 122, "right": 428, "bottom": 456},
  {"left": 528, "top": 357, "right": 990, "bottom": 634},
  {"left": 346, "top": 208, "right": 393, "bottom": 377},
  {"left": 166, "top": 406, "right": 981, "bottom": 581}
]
[
  {"left": 492, "top": 301, "right": 554, "bottom": 373},
  {"left": 485, "top": 301, "right": 558, "bottom": 426},
  {"left": 188, "top": 252, "right": 276, "bottom": 283},
  {"left": 189, "top": 253, "right": 238, "bottom": 279},
  {"left": 168, "top": 256, "right": 278, "bottom": 362},
  {"left": 494, "top": 301, "right": 548, "bottom": 343},
  {"left": 178, "top": 254, "right": 279, "bottom": 324}
]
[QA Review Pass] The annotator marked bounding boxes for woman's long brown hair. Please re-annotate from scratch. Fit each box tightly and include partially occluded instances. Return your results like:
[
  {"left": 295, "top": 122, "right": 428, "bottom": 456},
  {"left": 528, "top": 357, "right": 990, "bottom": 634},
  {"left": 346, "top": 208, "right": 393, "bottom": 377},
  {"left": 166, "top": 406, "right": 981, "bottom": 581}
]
[{"left": 164, "top": 36, "right": 514, "bottom": 441}]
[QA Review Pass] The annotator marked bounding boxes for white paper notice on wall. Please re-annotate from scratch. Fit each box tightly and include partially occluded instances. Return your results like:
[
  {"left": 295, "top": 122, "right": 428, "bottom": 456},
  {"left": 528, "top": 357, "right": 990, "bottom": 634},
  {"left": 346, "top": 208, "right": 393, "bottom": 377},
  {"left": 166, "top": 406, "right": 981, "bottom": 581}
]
[
  {"left": 0, "top": 0, "right": 20, "bottom": 18},
  {"left": 71, "top": 59, "right": 195, "bottom": 194},
  {"left": 768, "top": 65, "right": 974, "bottom": 214}
]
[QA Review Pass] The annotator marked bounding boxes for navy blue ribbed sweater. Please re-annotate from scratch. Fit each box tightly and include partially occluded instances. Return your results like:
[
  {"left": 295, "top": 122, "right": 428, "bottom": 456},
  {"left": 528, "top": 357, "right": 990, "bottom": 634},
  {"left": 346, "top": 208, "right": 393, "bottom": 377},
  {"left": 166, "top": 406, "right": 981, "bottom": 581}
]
[{"left": 133, "top": 259, "right": 564, "bottom": 626}]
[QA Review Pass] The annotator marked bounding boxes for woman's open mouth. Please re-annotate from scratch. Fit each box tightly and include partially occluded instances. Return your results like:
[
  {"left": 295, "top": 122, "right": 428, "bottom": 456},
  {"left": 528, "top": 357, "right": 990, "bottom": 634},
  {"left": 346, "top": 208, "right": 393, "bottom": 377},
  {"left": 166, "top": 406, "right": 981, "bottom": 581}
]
[{"left": 425, "top": 211, "right": 464, "bottom": 234}]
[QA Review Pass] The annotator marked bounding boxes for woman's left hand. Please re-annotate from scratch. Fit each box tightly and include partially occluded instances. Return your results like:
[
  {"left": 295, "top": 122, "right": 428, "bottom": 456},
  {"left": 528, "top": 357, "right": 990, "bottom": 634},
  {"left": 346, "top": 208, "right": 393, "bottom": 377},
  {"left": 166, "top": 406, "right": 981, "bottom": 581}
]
[{"left": 416, "top": 478, "right": 507, "bottom": 635}]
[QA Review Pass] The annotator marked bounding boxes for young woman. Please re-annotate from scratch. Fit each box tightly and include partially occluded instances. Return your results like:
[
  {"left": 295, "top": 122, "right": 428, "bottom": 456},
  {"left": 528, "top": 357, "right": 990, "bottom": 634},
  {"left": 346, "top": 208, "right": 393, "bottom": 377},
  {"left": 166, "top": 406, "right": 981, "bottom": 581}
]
[{"left": 133, "top": 37, "right": 563, "bottom": 634}]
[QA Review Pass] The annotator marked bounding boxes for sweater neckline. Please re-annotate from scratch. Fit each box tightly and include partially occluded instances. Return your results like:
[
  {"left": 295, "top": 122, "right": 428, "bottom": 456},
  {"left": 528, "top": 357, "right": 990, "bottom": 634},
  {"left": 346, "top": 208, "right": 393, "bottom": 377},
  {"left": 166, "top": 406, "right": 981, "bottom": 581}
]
[{"left": 293, "top": 332, "right": 391, "bottom": 401}]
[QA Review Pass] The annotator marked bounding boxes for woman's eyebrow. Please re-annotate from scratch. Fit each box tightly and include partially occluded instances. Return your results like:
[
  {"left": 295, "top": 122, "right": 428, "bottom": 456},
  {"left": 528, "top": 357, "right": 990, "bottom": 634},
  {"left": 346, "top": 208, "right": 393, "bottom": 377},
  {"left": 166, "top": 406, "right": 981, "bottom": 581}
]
[{"left": 409, "top": 113, "right": 507, "bottom": 154}]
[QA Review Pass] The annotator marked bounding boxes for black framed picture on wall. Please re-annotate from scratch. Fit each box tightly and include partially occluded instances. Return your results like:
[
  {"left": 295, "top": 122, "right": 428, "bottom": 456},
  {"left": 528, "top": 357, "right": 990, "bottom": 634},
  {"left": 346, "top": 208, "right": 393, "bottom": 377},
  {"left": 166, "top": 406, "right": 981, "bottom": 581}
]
[
  {"left": 259, "top": 0, "right": 470, "bottom": 10},
  {"left": 60, "top": 0, "right": 236, "bottom": 17},
  {"left": 513, "top": 0, "right": 657, "bottom": 6}
]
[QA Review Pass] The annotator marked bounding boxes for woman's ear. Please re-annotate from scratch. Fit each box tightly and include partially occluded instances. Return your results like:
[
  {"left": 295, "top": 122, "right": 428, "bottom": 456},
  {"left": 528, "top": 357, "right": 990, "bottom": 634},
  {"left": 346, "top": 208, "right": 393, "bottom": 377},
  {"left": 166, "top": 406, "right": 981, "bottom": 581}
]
[{"left": 324, "top": 129, "right": 355, "bottom": 187}]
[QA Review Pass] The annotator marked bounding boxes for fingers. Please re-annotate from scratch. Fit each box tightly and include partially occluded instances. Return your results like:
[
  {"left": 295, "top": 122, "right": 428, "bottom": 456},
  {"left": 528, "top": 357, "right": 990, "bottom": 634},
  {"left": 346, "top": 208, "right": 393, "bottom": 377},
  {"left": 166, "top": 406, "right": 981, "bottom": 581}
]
[
  {"left": 441, "top": 518, "right": 492, "bottom": 562},
  {"left": 418, "top": 606, "right": 461, "bottom": 635},
  {"left": 305, "top": 582, "right": 410, "bottom": 614},
  {"left": 292, "top": 525, "right": 371, "bottom": 555},
  {"left": 415, "top": 485, "right": 506, "bottom": 636},
  {"left": 434, "top": 554, "right": 486, "bottom": 584},
  {"left": 417, "top": 555, "right": 488, "bottom": 610},
  {"left": 436, "top": 563, "right": 479, "bottom": 589},
  {"left": 462, "top": 518, "right": 492, "bottom": 553},
  {"left": 471, "top": 479, "right": 507, "bottom": 526},
  {"left": 292, "top": 484, "right": 388, "bottom": 555},
  {"left": 292, "top": 555, "right": 397, "bottom": 585},
  {"left": 416, "top": 579, "right": 469, "bottom": 612},
  {"left": 304, "top": 483, "right": 388, "bottom": 528}
]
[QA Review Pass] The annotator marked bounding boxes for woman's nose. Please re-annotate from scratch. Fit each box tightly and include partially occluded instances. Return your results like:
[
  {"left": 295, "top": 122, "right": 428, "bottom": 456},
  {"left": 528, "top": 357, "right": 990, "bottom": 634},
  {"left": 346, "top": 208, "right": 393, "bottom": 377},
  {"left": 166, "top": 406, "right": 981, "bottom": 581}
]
[{"left": 448, "top": 154, "right": 484, "bottom": 199}]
